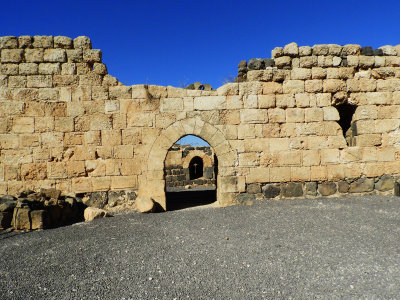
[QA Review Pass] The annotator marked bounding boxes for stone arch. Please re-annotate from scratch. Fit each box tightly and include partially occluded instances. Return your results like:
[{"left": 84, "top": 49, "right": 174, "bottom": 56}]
[
  {"left": 138, "top": 117, "right": 237, "bottom": 210},
  {"left": 182, "top": 149, "right": 213, "bottom": 169}
]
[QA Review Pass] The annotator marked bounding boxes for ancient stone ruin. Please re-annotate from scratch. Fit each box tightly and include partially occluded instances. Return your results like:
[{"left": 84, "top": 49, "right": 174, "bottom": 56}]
[
  {"left": 165, "top": 144, "right": 216, "bottom": 190},
  {"left": 1, "top": 36, "right": 400, "bottom": 228}
]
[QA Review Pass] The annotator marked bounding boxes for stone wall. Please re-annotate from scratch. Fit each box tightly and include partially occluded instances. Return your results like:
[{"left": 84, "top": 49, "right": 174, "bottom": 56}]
[
  {"left": 1, "top": 36, "right": 400, "bottom": 210},
  {"left": 165, "top": 144, "right": 216, "bottom": 190}
]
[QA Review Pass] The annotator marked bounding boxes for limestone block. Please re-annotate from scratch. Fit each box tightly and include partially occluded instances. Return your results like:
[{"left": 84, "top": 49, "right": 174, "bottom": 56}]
[
  {"left": 269, "top": 167, "right": 291, "bottom": 182},
  {"left": 299, "top": 56, "right": 317, "bottom": 68},
  {"left": 282, "top": 80, "right": 304, "bottom": 94},
  {"left": 276, "top": 94, "right": 295, "bottom": 108},
  {"left": 283, "top": 42, "right": 298, "bottom": 57},
  {"left": 304, "top": 107, "right": 323, "bottom": 122},
  {"left": 246, "top": 168, "right": 270, "bottom": 183},
  {"left": 83, "top": 49, "right": 102, "bottom": 63},
  {"left": 332, "top": 57, "right": 342, "bottom": 67},
  {"left": 52, "top": 75, "right": 78, "bottom": 87},
  {"left": 64, "top": 132, "right": 84, "bottom": 146},
  {"left": 310, "top": 166, "right": 327, "bottom": 181},
  {"left": 0, "top": 64, "right": 18, "bottom": 75},
  {"left": 293, "top": 93, "right": 310, "bottom": 107},
  {"left": 291, "top": 166, "right": 311, "bottom": 181},
  {"left": 27, "top": 75, "right": 52, "bottom": 88},
  {"left": 271, "top": 47, "right": 283, "bottom": 59},
  {"left": 71, "top": 177, "right": 93, "bottom": 193},
  {"left": 326, "top": 68, "right": 339, "bottom": 79},
  {"left": 379, "top": 45, "right": 397, "bottom": 56},
  {"left": 312, "top": 67, "right": 327, "bottom": 79},
  {"left": 76, "top": 63, "right": 91, "bottom": 75},
  {"left": 359, "top": 56, "right": 375, "bottom": 68},
  {"left": 101, "top": 130, "right": 121, "bottom": 146},
  {"left": 19, "top": 63, "right": 38, "bottom": 75},
  {"left": 312, "top": 45, "right": 329, "bottom": 56},
  {"left": 194, "top": 96, "right": 226, "bottom": 110},
  {"left": 268, "top": 108, "right": 285, "bottom": 123},
  {"left": 84, "top": 207, "right": 109, "bottom": 221},
  {"left": 275, "top": 150, "right": 301, "bottom": 166},
  {"left": 323, "top": 107, "right": 339, "bottom": 121},
  {"left": 8, "top": 76, "right": 27, "bottom": 88},
  {"left": 257, "top": 95, "right": 274, "bottom": 108},
  {"left": 111, "top": 175, "right": 138, "bottom": 189},
  {"left": 91, "top": 63, "right": 107, "bottom": 75},
  {"left": 291, "top": 68, "right": 312, "bottom": 80},
  {"left": 66, "top": 161, "right": 86, "bottom": 177},
  {"left": 54, "top": 117, "right": 74, "bottom": 132},
  {"left": 238, "top": 152, "right": 259, "bottom": 167},
  {"left": 302, "top": 149, "right": 320, "bottom": 166},
  {"left": 298, "top": 46, "right": 312, "bottom": 56},
  {"left": 73, "top": 36, "right": 92, "bottom": 49},
  {"left": 0, "top": 75, "right": 7, "bottom": 87},
  {"left": 261, "top": 82, "right": 281, "bottom": 95},
  {"left": 366, "top": 92, "right": 391, "bottom": 105},
  {"left": 61, "top": 63, "right": 77, "bottom": 75},
  {"left": 374, "top": 56, "right": 386, "bottom": 68},
  {"left": 1, "top": 49, "right": 23, "bottom": 63},
  {"left": 39, "top": 63, "right": 61, "bottom": 75},
  {"left": 323, "top": 79, "right": 346, "bottom": 92},
  {"left": 43, "top": 49, "right": 66, "bottom": 63},
  {"left": 342, "top": 44, "right": 361, "bottom": 56},
  {"left": 80, "top": 74, "right": 102, "bottom": 86},
  {"left": 240, "top": 109, "right": 268, "bottom": 124},
  {"left": 109, "top": 86, "right": 132, "bottom": 99},
  {"left": 0, "top": 134, "right": 19, "bottom": 149},
  {"left": 286, "top": 108, "right": 304, "bottom": 123},
  {"left": 0, "top": 36, "right": 18, "bottom": 48},
  {"left": 269, "top": 138, "right": 289, "bottom": 152},
  {"left": 274, "top": 56, "right": 291, "bottom": 68},
  {"left": 320, "top": 149, "right": 340, "bottom": 164},
  {"left": 385, "top": 56, "right": 400, "bottom": 67},
  {"left": 347, "top": 56, "right": 359, "bottom": 67},
  {"left": 66, "top": 49, "right": 83, "bottom": 62},
  {"left": 12, "top": 117, "right": 34, "bottom": 133},
  {"left": 89, "top": 114, "right": 112, "bottom": 130},
  {"left": 160, "top": 97, "right": 183, "bottom": 112}
]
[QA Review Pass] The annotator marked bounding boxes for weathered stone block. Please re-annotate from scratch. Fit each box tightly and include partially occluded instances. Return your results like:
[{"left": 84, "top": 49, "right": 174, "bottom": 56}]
[
  {"left": 0, "top": 211, "right": 12, "bottom": 229},
  {"left": 375, "top": 175, "right": 394, "bottom": 191},
  {"left": 73, "top": 36, "right": 92, "bottom": 49},
  {"left": 318, "top": 182, "right": 337, "bottom": 196},
  {"left": 283, "top": 80, "right": 304, "bottom": 94},
  {"left": 0, "top": 36, "right": 18, "bottom": 49},
  {"left": 274, "top": 56, "right": 291, "bottom": 68},
  {"left": 19, "top": 63, "right": 38, "bottom": 75},
  {"left": 1, "top": 49, "right": 23, "bottom": 63},
  {"left": 305, "top": 182, "right": 317, "bottom": 196},
  {"left": 349, "top": 178, "right": 374, "bottom": 193},
  {"left": 281, "top": 182, "right": 303, "bottom": 197},
  {"left": 83, "top": 49, "right": 102, "bottom": 63}
]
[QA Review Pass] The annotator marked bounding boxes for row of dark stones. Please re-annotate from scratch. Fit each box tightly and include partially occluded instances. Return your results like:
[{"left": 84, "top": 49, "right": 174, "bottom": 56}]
[
  {"left": 0, "top": 189, "right": 136, "bottom": 231},
  {"left": 236, "top": 46, "right": 387, "bottom": 82},
  {"left": 166, "top": 179, "right": 215, "bottom": 188},
  {"left": 237, "top": 175, "right": 398, "bottom": 203}
]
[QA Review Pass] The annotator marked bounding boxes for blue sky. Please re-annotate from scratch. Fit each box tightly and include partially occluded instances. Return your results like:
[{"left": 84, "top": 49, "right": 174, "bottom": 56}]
[{"left": 2, "top": 0, "right": 400, "bottom": 146}]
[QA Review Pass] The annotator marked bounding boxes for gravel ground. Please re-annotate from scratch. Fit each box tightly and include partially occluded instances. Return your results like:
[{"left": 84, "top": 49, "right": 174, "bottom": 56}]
[{"left": 1, "top": 194, "right": 400, "bottom": 299}]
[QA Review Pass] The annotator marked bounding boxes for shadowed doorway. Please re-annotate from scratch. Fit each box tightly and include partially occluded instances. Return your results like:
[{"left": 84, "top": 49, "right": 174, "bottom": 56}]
[{"left": 164, "top": 135, "right": 217, "bottom": 210}]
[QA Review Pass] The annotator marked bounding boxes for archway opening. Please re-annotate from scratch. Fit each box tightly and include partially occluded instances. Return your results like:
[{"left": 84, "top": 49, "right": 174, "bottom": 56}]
[
  {"left": 189, "top": 156, "right": 203, "bottom": 180},
  {"left": 164, "top": 135, "right": 217, "bottom": 211}
]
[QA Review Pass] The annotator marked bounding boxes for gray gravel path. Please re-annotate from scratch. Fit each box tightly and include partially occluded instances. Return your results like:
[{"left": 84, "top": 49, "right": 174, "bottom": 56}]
[{"left": 1, "top": 195, "right": 400, "bottom": 299}]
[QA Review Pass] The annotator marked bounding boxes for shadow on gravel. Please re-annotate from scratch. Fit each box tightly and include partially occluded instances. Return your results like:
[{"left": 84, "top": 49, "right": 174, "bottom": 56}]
[{"left": 166, "top": 189, "right": 216, "bottom": 211}]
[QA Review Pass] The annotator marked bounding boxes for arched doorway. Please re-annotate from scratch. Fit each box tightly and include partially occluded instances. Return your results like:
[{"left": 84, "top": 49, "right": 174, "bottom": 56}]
[
  {"left": 139, "top": 117, "right": 237, "bottom": 210},
  {"left": 189, "top": 156, "right": 203, "bottom": 180},
  {"left": 164, "top": 135, "right": 217, "bottom": 210}
]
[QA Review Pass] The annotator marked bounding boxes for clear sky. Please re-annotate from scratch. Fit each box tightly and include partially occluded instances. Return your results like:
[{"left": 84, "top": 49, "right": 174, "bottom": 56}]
[{"left": 2, "top": 0, "right": 400, "bottom": 146}]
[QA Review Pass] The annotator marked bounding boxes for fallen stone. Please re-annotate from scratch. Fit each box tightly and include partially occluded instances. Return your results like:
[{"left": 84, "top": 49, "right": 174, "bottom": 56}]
[
  {"left": 318, "top": 182, "right": 337, "bottom": 196},
  {"left": 262, "top": 184, "right": 280, "bottom": 198},
  {"left": 136, "top": 197, "right": 155, "bottom": 213},
  {"left": 83, "top": 191, "right": 108, "bottom": 209},
  {"left": 11, "top": 207, "right": 31, "bottom": 230},
  {"left": 281, "top": 183, "right": 303, "bottom": 198},
  {"left": 30, "top": 210, "right": 47, "bottom": 230},
  {"left": 375, "top": 175, "right": 394, "bottom": 191},
  {"left": 84, "top": 207, "right": 109, "bottom": 221},
  {"left": 349, "top": 178, "right": 374, "bottom": 193}
]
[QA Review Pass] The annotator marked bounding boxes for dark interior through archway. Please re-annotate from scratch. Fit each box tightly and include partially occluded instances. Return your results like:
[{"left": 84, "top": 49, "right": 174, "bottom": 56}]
[
  {"left": 165, "top": 135, "right": 217, "bottom": 211},
  {"left": 189, "top": 156, "right": 203, "bottom": 180},
  {"left": 335, "top": 103, "right": 357, "bottom": 146}
]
